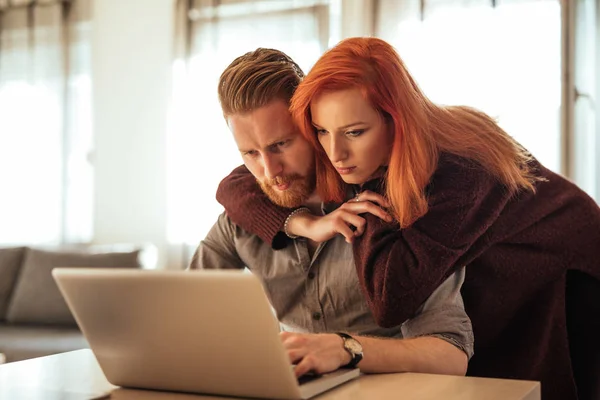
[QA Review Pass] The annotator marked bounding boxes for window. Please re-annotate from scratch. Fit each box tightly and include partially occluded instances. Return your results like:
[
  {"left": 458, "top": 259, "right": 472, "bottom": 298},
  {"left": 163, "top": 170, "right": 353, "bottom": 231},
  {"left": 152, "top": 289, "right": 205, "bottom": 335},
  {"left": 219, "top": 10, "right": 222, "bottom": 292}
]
[
  {"left": 377, "top": 0, "right": 562, "bottom": 173},
  {"left": 0, "top": 0, "right": 93, "bottom": 244},
  {"left": 169, "top": 0, "right": 334, "bottom": 245}
]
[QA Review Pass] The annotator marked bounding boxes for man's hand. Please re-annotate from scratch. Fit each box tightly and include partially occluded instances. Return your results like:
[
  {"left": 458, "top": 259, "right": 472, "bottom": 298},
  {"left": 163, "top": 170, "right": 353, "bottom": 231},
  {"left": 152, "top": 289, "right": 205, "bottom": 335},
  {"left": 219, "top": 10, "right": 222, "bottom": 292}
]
[
  {"left": 280, "top": 332, "right": 350, "bottom": 377},
  {"left": 288, "top": 190, "right": 393, "bottom": 243}
]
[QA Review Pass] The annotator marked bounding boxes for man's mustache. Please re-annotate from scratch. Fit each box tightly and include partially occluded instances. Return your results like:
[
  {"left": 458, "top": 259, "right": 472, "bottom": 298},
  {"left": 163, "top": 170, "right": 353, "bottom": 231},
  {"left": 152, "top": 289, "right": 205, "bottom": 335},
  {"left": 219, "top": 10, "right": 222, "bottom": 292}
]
[{"left": 262, "top": 174, "right": 303, "bottom": 187}]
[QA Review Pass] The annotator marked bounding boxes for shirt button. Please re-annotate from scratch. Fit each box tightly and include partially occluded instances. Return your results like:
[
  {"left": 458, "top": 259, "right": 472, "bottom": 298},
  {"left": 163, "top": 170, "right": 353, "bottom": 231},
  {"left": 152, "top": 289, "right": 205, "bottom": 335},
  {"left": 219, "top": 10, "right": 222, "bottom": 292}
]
[
  {"left": 307, "top": 272, "right": 315, "bottom": 279},
  {"left": 312, "top": 312, "right": 321, "bottom": 321}
]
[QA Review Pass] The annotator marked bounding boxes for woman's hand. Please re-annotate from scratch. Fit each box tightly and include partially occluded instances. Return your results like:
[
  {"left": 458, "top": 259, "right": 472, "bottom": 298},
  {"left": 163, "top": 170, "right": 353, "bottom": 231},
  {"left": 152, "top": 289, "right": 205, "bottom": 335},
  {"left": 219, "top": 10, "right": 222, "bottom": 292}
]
[
  {"left": 280, "top": 332, "right": 350, "bottom": 377},
  {"left": 287, "top": 190, "right": 393, "bottom": 243}
]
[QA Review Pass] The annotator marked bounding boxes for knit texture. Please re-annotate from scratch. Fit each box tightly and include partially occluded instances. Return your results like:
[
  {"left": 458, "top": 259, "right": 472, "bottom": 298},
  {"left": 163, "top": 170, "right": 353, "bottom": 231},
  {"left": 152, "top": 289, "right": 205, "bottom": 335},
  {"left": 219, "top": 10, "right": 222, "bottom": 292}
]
[
  {"left": 216, "top": 165, "right": 290, "bottom": 250},
  {"left": 216, "top": 154, "right": 600, "bottom": 400}
]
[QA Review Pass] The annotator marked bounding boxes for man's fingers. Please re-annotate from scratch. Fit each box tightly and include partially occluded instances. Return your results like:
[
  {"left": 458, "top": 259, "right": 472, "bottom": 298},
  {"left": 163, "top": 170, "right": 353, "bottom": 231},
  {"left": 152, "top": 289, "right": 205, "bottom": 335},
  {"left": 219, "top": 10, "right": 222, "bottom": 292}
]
[
  {"left": 287, "top": 348, "right": 307, "bottom": 365},
  {"left": 281, "top": 333, "right": 341, "bottom": 378},
  {"left": 293, "top": 355, "right": 318, "bottom": 377},
  {"left": 281, "top": 332, "right": 307, "bottom": 350}
]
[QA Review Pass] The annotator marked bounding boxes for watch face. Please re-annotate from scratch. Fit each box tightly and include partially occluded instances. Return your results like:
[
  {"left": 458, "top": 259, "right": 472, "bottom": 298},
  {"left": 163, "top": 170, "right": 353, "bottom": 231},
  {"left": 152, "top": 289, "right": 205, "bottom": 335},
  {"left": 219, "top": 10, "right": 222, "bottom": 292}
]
[{"left": 345, "top": 338, "right": 363, "bottom": 354}]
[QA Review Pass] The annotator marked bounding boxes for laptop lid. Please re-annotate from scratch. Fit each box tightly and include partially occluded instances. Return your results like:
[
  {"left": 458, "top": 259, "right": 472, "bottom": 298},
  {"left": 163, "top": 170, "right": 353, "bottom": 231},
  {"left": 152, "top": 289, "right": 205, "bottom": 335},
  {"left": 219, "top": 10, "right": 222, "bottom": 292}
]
[{"left": 52, "top": 268, "right": 358, "bottom": 399}]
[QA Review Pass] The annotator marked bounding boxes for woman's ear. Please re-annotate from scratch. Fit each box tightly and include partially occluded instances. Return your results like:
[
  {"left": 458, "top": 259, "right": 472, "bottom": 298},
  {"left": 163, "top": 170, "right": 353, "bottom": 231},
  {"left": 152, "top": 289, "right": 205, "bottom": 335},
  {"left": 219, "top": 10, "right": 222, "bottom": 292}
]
[
  {"left": 383, "top": 113, "right": 395, "bottom": 143},
  {"left": 382, "top": 111, "right": 394, "bottom": 132}
]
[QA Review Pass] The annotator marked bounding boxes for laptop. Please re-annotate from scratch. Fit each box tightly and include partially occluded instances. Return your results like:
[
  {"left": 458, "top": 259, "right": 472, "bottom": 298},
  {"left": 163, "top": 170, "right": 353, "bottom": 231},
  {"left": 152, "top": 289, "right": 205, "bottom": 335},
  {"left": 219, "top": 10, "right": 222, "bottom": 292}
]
[{"left": 52, "top": 268, "right": 360, "bottom": 399}]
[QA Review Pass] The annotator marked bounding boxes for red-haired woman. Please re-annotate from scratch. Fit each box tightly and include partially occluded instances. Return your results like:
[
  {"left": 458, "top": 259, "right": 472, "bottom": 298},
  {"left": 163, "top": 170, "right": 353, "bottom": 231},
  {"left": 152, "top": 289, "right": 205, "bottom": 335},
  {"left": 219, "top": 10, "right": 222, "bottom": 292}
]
[{"left": 215, "top": 37, "right": 600, "bottom": 400}]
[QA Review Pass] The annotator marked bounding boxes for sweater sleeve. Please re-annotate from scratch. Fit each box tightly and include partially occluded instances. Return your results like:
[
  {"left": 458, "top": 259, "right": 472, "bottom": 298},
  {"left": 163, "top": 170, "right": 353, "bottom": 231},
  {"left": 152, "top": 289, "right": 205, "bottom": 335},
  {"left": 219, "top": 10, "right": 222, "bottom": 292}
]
[
  {"left": 354, "top": 157, "right": 513, "bottom": 328},
  {"left": 215, "top": 165, "right": 292, "bottom": 249}
]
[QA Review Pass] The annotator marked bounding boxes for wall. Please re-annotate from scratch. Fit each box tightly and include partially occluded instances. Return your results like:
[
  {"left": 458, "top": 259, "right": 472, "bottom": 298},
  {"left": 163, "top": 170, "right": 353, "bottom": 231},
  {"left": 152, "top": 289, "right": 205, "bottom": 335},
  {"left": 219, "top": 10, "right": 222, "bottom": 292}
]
[{"left": 91, "top": 0, "right": 174, "bottom": 268}]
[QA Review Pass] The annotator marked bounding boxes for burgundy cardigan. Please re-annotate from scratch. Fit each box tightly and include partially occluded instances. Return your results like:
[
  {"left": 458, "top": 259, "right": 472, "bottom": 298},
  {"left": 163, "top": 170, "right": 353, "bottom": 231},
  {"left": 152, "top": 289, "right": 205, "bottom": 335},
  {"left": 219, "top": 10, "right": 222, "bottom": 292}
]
[{"left": 216, "top": 153, "right": 600, "bottom": 400}]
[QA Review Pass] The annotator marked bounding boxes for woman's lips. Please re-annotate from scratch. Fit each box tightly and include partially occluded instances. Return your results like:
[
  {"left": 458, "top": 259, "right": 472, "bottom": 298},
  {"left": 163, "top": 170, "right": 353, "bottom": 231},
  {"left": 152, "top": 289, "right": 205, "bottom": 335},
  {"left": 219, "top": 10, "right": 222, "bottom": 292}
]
[{"left": 336, "top": 166, "right": 356, "bottom": 175}]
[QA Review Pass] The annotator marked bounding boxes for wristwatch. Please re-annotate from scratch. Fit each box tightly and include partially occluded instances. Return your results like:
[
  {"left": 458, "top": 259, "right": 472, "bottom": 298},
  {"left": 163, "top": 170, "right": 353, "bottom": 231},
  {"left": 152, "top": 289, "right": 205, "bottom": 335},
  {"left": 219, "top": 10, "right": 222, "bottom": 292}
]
[{"left": 335, "top": 332, "right": 363, "bottom": 368}]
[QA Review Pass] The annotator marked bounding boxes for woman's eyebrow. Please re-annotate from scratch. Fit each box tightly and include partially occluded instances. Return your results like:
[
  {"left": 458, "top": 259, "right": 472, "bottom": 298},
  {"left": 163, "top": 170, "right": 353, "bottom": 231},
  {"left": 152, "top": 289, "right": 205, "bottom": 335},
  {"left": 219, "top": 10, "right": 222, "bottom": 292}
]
[{"left": 312, "top": 121, "right": 368, "bottom": 130}]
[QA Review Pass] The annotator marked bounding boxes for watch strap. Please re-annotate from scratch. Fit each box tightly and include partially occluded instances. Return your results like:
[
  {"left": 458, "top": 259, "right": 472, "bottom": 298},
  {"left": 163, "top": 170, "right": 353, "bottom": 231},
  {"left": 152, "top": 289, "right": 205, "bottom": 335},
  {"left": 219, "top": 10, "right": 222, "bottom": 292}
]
[{"left": 335, "top": 332, "right": 363, "bottom": 368}]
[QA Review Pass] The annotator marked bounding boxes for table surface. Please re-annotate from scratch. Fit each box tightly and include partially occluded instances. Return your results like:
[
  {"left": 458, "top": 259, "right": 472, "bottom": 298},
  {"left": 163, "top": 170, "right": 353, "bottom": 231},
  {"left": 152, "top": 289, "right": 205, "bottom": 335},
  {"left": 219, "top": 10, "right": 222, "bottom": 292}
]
[{"left": 0, "top": 349, "right": 541, "bottom": 400}]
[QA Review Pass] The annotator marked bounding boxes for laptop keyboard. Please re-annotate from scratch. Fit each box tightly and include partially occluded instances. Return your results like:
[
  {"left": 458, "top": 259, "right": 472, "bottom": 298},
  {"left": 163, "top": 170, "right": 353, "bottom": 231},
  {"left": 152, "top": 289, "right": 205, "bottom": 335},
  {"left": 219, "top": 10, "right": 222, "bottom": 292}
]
[{"left": 297, "top": 372, "right": 322, "bottom": 385}]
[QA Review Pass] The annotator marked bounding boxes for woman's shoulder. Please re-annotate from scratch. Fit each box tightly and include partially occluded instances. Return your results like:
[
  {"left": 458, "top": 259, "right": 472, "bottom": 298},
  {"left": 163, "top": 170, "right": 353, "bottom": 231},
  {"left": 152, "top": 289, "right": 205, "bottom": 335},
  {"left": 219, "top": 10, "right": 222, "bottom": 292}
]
[
  {"left": 432, "top": 152, "right": 495, "bottom": 190},
  {"left": 437, "top": 152, "right": 482, "bottom": 171}
]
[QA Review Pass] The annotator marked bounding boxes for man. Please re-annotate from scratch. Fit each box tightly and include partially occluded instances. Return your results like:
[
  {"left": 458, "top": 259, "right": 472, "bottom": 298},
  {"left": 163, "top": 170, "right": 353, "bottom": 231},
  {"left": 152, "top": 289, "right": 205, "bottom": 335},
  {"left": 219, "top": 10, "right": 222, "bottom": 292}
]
[{"left": 189, "top": 48, "right": 473, "bottom": 378}]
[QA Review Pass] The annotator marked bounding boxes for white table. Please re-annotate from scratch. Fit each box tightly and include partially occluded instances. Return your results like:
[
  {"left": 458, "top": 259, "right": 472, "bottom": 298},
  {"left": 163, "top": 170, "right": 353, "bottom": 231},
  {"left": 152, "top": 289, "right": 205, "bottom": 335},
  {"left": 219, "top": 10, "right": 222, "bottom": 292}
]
[{"left": 0, "top": 349, "right": 541, "bottom": 400}]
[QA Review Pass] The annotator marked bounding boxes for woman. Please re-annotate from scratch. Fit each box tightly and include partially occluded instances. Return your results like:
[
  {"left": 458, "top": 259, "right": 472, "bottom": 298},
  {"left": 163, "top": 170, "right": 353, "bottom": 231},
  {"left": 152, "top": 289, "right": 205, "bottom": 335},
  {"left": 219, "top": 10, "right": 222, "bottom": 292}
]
[{"left": 216, "top": 37, "right": 600, "bottom": 400}]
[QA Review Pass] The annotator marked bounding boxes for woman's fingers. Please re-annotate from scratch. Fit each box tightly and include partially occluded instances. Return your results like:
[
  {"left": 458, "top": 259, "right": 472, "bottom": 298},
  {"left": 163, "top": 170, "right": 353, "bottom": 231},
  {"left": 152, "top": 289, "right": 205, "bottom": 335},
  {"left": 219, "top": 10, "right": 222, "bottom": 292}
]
[
  {"left": 342, "top": 199, "right": 393, "bottom": 222},
  {"left": 355, "top": 190, "right": 390, "bottom": 208},
  {"left": 329, "top": 211, "right": 364, "bottom": 242},
  {"left": 304, "top": 191, "right": 392, "bottom": 243},
  {"left": 335, "top": 219, "right": 357, "bottom": 243}
]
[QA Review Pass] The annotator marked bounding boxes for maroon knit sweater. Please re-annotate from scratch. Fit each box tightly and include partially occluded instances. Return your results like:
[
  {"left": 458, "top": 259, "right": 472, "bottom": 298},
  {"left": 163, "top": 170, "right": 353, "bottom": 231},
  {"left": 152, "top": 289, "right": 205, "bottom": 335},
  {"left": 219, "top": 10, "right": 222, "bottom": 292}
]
[{"left": 216, "top": 153, "right": 600, "bottom": 400}]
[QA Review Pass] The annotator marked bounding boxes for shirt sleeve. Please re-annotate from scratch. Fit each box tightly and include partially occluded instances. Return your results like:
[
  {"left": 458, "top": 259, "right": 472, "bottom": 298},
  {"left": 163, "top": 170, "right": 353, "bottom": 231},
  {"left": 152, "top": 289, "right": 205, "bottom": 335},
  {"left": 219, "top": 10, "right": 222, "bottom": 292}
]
[
  {"left": 400, "top": 267, "right": 474, "bottom": 359},
  {"left": 215, "top": 165, "right": 292, "bottom": 249},
  {"left": 188, "top": 212, "right": 247, "bottom": 271}
]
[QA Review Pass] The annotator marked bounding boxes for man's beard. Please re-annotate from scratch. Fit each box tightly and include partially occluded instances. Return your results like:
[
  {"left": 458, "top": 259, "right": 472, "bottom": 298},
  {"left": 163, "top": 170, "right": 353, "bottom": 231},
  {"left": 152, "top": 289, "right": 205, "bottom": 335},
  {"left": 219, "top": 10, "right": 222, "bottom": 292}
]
[{"left": 258, "top": 172, "right": 316, "bottom": 208}]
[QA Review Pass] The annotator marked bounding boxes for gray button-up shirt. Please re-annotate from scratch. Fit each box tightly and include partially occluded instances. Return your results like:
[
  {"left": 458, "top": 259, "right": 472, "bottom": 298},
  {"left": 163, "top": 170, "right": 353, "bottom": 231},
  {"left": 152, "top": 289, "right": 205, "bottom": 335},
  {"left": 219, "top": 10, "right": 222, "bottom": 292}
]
[{"left": 190, "top": 212, "right": 474, "bottom": 358}]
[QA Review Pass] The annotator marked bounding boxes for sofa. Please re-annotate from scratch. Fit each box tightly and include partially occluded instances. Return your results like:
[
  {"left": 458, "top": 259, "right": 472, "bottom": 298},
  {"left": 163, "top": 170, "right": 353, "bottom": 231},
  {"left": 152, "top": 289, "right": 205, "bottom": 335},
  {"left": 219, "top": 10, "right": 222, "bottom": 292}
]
[{"left": 0, "top": 244, "right": 151, "bottom": 363}]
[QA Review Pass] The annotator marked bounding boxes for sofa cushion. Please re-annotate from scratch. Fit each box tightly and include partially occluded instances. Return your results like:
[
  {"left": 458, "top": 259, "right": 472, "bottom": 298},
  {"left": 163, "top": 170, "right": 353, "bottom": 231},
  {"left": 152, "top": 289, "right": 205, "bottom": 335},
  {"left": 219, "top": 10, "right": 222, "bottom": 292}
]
[
  {"left": 0, "top": 247, "right": 26, "bottom": 320},
  {"left": 5, "top": 247, "right": 140, "bottom": 326},
  {"left": 0, "top": 323, "right": 88, "bottom": 363}
]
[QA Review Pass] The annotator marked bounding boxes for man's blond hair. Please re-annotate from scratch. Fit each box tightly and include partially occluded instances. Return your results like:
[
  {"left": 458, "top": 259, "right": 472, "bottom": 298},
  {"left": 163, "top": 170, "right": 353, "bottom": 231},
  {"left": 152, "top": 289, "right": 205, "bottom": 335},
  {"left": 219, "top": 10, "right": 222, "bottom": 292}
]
[{"left": 218, "top": 48, "right": 304, "bottom": 117}]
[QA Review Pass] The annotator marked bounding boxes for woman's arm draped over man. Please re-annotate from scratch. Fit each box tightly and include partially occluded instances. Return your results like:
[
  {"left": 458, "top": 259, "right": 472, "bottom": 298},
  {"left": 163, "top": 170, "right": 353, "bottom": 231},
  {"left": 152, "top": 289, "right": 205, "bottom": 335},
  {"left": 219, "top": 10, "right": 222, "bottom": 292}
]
[
  {"left": 216, "top": 165, "right": 291, "bottom": 249},
  {"left": 216, "top": 154, "right": 514, "bottom": 326}
]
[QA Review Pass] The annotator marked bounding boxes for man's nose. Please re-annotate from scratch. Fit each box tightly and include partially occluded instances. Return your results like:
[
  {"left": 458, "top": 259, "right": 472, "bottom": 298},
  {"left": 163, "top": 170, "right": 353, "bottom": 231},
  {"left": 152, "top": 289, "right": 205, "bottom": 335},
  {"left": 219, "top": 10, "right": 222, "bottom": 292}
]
[
  {"left": 328, "top": 135, "right": 348, "bottom": 163},
  {"left": 263, "top": 153, "right": 283, "bottom": 180}
]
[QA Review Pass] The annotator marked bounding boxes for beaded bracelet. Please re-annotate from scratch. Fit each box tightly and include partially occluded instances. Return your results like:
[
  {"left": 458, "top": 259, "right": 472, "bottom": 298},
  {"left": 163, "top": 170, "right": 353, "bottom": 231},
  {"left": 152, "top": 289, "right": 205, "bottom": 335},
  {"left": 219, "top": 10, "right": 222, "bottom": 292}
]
[{"left": 283, "top": 207, "right": 311, "bottom": 239}]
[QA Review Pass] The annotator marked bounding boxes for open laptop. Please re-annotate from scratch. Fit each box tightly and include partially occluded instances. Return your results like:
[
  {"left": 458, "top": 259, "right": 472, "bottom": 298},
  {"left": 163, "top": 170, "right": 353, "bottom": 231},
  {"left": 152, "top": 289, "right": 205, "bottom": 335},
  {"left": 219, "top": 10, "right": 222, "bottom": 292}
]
[{"left": 52, "top": 268, "right": 360, "bottom": 399}]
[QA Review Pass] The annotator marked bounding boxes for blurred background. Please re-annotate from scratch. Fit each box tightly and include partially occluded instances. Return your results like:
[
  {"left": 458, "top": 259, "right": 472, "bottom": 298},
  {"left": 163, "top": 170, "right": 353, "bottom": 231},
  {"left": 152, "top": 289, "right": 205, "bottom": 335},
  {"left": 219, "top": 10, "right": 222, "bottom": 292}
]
[{"left": 0, "top": 0, "right": 598, "bottom": 269}]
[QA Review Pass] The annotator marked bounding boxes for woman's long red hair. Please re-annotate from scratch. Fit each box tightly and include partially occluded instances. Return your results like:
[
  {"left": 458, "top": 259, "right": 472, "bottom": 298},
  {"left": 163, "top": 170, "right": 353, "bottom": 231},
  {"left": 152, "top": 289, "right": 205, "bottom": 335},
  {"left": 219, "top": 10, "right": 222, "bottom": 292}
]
[{"left": 290, "top": 37, "right": 540, "bottom": 228}]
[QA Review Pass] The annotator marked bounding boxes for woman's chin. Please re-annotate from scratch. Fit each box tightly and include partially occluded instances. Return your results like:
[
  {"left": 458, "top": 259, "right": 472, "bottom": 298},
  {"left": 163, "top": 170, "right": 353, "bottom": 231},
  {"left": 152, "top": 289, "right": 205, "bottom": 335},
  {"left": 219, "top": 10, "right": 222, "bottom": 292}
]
[{"left": 339, "top": 176, "right": 363, "bottom": 185}]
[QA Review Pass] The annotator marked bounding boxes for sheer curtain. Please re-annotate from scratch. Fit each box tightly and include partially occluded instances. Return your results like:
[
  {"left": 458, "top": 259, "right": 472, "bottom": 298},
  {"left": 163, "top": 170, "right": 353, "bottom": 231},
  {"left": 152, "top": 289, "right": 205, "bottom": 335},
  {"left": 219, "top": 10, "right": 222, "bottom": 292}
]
[
  {"left": 0, "top": 0, "right": 92, "bottom": 245},
  {"left": 571, "top": 0, "right": 599, "bottom": 200},
  {"left": 376, "top": 0, "right": 562, "bottom": 173},
  {"left": 169, "top": 0, "right": 334, "bottom": 248}
]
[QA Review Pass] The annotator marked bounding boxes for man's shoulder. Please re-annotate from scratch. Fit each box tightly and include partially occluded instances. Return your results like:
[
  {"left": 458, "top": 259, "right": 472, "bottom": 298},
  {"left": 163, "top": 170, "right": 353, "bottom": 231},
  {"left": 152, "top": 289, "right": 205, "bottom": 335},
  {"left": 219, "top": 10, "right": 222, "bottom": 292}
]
[
  {"left": 215, "top": 211, "right": 287, "bottom": 251},
  {"left": 215, "top": 211, "right": 260, "bottom": 238}
]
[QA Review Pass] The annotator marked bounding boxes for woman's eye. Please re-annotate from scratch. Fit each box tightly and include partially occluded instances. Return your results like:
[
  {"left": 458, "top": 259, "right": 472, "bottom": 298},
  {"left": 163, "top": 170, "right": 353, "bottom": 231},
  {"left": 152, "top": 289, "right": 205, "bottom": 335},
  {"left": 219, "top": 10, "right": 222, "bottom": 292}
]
[
  {"left": 315, "top": 129, "right": 328, "bottom": 136},
  {"left": 347, "top": 130, "right": 364, "bottom": 137}
]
